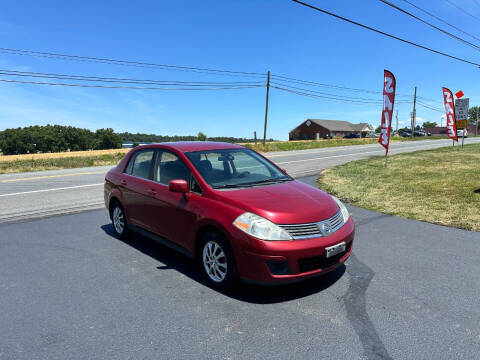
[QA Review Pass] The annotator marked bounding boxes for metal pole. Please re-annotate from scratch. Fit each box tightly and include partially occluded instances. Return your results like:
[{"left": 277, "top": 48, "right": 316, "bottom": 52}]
[
  {"left": 412, "top": 86, "right": 417, "bottom": 138},
  {"left": 263, "top": 71, "right": 270, "bottom": 147},
  {"left": 395, "top": 110, "right": 398, "bottom": 132},
  {"left": 254, "top": 131, "right": 257, "bottom": 145}
]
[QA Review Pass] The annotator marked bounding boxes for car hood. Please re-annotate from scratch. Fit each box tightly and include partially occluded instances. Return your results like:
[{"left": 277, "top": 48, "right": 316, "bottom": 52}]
[{"left": 212, "top": 180, "right": 339, "bottom": 224}]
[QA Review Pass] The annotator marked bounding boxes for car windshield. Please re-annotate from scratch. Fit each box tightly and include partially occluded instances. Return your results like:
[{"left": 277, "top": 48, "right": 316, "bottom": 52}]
[{"left": 185, "top": 148, "right": 291, "bottom": 189}]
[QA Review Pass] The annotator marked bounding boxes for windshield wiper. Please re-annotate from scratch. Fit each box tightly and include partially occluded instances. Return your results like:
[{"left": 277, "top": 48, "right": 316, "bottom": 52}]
[
  {"left": 213, "top": 183, "right": 251, "bottom": 189},
  {"left": 245, "top": 177, "right": 292, "bottom": 186}
]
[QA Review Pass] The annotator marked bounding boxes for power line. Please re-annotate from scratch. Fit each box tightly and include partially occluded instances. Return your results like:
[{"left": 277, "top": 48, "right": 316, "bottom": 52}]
[
  {"left": 380, "top": 0, "right": 480, "bottom": 51},
  {"left": 271, "top": 74, "right": 413, "bottom": 97},
  {"left": 0, "top": 69, "right": 264, "bottom": 87},
  {"left": 0, "top": 78, "right": 265, "bottom": 91},
  {"left": 290, "top": 0, "right": 480, "bottom": 67},
  {"left": 399, "top": 0, "right": 480, "bottom": 43},
  {"left": 272, "top": 85, "right": 381, "bottom": 104},
  {"left": 270, "top": 81, "right": 409, "bottom": 103},
  {"left": 417, "top": 95, "right": 444, "bottom": 105},
  {"left": 0, "top": 47, "right": 267, "bottom": 79},
  {"left": 270, "top": 81, "right": 384, "bottom": 101},
  {"left": 473, "top": 0, "right": 480, "bottom": 9},
  {"left": 417, "top": 101, "right": 445, "bottom": 112},
  {"left": 0, "top": 68, "right": 416, "bottom": 104},
  {"left": 271, "top": 85, "right": 411, "bottom": 105},
  {"left": 444, "top": 0, "right": 480, "bottom": 22}
]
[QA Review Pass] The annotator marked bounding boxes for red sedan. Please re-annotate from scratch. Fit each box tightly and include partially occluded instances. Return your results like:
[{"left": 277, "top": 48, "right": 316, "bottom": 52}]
[{"left": 104, "top": 142, "right": 354, "bottom": 288}]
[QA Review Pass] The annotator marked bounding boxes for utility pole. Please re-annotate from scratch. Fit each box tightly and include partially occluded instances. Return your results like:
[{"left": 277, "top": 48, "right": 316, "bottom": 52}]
[
  {"left": 395, "top": 110, "right": 398, "bottom": 132},
  {"left": 263, "top": 71, "right": 270, "bottom": 147},
  {"left": 410, "top": 112, "right": 413, "bottom": 136},
  {"left": 412, "top": 86, "right": 417, "bottom": 137},
  {"left": 476, "top": 107, "right": 479, "bottom": 137}
]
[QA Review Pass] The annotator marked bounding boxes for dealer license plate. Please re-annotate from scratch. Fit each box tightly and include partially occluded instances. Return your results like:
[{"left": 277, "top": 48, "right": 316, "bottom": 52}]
[{"left": 325, "top": 242, "right": 346, "bottom": 258}]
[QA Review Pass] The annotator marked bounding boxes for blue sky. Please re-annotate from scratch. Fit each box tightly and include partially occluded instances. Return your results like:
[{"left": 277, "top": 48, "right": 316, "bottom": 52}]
[{"left": 1, "top": 0, "right": 480, "bottom": 140}]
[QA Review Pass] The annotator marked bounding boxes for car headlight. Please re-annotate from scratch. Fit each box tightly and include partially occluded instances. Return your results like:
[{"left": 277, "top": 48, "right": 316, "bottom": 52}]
[
  {"left": 331, "top": 195, "right": 350, "bottom": 223},
  {"left": 233, "top": 212, "right": 293, "bottom": 241}
]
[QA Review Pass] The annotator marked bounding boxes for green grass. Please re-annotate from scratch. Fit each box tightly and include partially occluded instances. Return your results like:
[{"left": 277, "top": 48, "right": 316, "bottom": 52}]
[
  {"left": 0, "top": 152, "right": 126, "bottom": 174},
  {"left": 317, "top": 143, "right": 480, "bottom": 231}
]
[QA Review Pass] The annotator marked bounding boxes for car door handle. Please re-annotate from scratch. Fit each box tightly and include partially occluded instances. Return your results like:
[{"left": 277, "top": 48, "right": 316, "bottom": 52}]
[{"left": 147, "top": 189, "right": 157, "bottom": 196}]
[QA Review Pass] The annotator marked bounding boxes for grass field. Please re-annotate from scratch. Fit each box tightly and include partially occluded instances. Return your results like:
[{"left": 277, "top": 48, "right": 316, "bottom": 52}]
[
  {"left": 0, "top": 135, "right": 465, "bottom": 174},
  {"left": 318, "top": 143, "right": 480, "bottom": 231},
  {"left": 0, "top": 149, "right": 129, "bottom": 174}
]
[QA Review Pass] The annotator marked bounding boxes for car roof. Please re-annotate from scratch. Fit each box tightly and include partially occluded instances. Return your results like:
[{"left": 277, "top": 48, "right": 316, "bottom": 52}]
[{"left": 135, "top": 141, "right": 245, "bottom": 153}]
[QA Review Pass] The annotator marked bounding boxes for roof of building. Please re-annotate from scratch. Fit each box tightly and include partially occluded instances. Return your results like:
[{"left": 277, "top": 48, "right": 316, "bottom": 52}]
[
  {"left": 351, "top": 123, "right": 374, "bottom": 131},
  {"left": 290, "top": 119, "right": 373, "bottom": 133}
]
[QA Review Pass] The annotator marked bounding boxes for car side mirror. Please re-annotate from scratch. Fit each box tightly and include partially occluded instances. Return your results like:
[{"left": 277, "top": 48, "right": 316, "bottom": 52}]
[{"left": 168, "top": 179, "right": 189, "bottom": 193}]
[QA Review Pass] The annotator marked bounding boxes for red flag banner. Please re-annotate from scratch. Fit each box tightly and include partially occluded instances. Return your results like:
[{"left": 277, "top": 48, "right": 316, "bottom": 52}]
[
  {"left": 379, "top": 70, "right": 396, "bottom": 154},
  {"left": 442, "top": 87, "right": 458, "bottom": 141}
]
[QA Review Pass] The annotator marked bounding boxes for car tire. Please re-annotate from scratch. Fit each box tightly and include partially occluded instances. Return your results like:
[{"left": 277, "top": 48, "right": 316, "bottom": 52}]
[
  {"left": 198, "top": 232, "right": 237, "bottom": 289},
  {"left": 111, "top": 201, "right": 129, "bottom": 239}
]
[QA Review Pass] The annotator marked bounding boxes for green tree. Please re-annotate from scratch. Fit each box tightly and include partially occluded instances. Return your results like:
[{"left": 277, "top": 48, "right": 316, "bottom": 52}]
[
  {"left": 197, "top": 132, "right": 207, "bottom": 141},
  {"left": 94, "top": 128, "right": 122, "bottom": 149},
  {"left": 422, "top": 121, "right": 437, "bottom": 128},
  {"left": 468, "top": 106, "right": 480, "bottom": 125},
  {"left": 375, "top": 125, "right": 382, "bottom": 133}
]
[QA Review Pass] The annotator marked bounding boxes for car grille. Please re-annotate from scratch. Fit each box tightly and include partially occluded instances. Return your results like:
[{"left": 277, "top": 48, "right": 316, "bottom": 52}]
[
  {"left": 297, "top": 241, "right": 352, "bottom": 273},
  {"left": 279, "top": 210, "right": 345, "bottom": 239}
]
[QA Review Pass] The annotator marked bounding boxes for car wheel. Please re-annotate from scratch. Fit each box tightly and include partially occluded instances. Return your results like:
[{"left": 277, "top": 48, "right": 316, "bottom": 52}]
[
  {"left": 198, "top": 232, "right": 237, "bottom": 289},
  {"left": 111, "top": 202, "right": 128, "bottom": 239}
]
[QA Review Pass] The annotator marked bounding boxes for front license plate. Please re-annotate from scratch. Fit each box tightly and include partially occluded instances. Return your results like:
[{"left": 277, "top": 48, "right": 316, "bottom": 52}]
[{"left": 325, "top": 242, "right": 346, "bottom": 258}]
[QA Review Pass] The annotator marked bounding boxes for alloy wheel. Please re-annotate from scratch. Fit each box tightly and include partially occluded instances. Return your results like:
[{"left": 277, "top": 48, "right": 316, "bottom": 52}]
[
  {"left": 202, "top": 241, "right": 228, "bottom": 283},
  {"left": 113, "top": 206, "right": 125, "bottom": 235}
]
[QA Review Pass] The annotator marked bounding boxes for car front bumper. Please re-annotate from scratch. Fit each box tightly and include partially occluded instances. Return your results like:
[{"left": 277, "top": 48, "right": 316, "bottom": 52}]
[{"left": 233, "top": 217, "right": 355, "bottom": 284}]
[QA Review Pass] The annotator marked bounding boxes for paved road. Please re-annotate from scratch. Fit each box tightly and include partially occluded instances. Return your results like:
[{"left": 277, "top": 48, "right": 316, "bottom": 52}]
[
  {"left": 1, "top": 138, "right": 480, "bottom": 223},
  {"left": 1, "top": 175, "right": 478, "bottom": 360}
]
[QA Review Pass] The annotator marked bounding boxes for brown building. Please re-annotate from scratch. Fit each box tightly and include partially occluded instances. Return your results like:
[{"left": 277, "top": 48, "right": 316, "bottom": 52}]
[{"left": 289, "top": 119, "right": 373, "bottom": 140}]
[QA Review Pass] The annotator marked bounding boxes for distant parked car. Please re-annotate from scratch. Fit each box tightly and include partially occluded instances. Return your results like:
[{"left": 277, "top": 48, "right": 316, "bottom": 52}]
[
  {"left": 343, "top": 133, "right": 360, "bottom": 139},
  {"left": 399, "top": 131, "right": 412, "bottom": 137},
  {"left": 457, "top": 129, "right": 468, "bottom": 137},
  {"left": 414, "top": 130, "right": 427, "bottom": 137},
  {"left": 104, "top": 142, "right": 354, "bottom": 288}
]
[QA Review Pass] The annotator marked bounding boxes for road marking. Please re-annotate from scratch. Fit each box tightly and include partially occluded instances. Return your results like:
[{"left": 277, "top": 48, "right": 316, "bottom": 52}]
[
  {"left": 275, "top": 143, "right": 450, "bottom": 165},
  {"left": 265, "top": 143, "right": 379, "bottom": 158},
  {"left": 0, "top": 183, "right": 104, "bottom": 197},
  {"left": 0, "top": 171, "right": 105, "bottom": 183},
  {"left": 264, "top": 139, "right": 472, "bottom": 158}
]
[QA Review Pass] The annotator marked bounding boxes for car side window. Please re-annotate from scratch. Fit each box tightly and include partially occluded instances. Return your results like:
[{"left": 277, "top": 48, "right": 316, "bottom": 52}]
[
  {"left": 129, "top": 149, "right": 155, "bottom": 180},
  {"left": 154, "top": 150, "right": 190, "bottom": 185},
  {"left": 190, "top": 175, "right": 202, "bottom": 194},
  {"left": 125, "top": 153, "right": 135, "bottom": 174}
]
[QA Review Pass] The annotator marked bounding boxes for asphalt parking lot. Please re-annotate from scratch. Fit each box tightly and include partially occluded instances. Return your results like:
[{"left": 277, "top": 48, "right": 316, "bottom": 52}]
[{"left": 1, "top": 176, "right": 479, "bottom": 360}]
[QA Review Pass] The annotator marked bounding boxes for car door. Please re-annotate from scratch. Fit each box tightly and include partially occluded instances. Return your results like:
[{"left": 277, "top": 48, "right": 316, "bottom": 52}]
[
  {"left": 121, "top": 148, "right": 156, "bottom": 231},
  {"left": 143, "top": 149, "right": 198, "bottom": 247}
]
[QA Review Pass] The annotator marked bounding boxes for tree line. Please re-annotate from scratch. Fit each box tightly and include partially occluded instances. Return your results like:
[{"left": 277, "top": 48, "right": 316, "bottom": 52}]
[
  {"left": 120, "top": 132, "right": 264, "bottom": 144},
  {"left": 0, "top": 125, "right": 267, "bottom": 155},
  {"left": 0, "top": 125, "right": 123, "bottom": 155}
]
